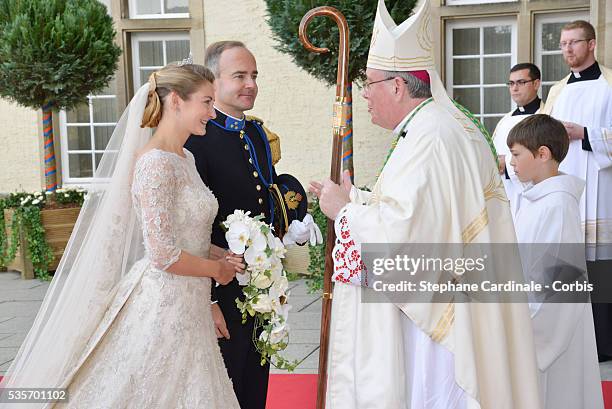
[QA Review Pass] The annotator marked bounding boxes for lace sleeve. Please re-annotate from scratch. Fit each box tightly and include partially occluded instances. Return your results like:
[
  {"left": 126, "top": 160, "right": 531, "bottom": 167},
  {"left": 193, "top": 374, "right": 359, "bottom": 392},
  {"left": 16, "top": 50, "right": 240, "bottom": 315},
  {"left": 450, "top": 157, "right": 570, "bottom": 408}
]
[{"left": 133, "top": 152, "right": 182, "bottom": 270}]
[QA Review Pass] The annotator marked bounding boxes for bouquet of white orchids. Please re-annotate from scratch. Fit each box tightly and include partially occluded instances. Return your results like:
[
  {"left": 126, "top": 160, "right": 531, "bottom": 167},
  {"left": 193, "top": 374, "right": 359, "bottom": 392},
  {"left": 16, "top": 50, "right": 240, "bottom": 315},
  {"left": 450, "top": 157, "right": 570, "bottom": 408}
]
[{"left": 223, "top": 210, "right": 299, "bottom": 371}]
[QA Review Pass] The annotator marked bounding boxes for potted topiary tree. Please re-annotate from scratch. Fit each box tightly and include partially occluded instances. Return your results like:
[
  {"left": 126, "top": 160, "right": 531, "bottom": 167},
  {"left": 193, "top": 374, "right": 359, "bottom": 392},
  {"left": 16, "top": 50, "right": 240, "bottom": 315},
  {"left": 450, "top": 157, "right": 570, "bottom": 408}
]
[
  {"left": 264, "top": 0, "right": 416, "bottom": 290},
  {"left": 0, "top": 0, "right": 121, "bottom": 279}
]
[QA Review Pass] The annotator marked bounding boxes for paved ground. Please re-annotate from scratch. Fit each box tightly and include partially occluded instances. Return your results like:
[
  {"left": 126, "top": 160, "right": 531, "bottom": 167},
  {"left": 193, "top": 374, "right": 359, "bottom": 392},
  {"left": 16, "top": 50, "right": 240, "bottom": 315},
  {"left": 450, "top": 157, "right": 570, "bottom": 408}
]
[
  {"left": 0, "top": 271, "right": 320, "bottom": 376},
  {"left": 1, "top": 270, "right": 611, "bottom": 380}
]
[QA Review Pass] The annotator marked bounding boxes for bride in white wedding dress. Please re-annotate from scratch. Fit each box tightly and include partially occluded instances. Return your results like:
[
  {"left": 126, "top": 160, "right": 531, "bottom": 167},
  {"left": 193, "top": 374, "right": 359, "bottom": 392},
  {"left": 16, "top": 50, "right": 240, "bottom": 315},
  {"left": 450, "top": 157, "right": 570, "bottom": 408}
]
[{"left": 0, "top": 64, "right": 242, "bottom": 409}]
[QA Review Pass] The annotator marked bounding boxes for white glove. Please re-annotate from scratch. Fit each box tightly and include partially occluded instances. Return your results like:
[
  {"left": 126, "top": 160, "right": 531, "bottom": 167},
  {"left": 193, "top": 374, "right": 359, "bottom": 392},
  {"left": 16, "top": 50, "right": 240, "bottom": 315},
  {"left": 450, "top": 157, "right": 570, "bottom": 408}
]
[{"left": 282, "top": 214, "right": 323, "bottom": 247}]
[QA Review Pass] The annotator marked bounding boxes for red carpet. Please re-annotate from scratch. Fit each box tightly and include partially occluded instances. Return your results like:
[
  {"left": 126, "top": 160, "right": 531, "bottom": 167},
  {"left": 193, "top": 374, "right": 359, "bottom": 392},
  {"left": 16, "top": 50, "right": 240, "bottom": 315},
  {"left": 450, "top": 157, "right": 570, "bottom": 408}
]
[
  {"left": 604, "top": 381, "right": 612, "bottom": 409},
  {"left": 0, "top": 375, "right": 610, "bottom": 407},
  {"left": 266, "top": 374, "right": 318, "bottom": 409},
  {"left": 265, "top": 376, "right": 612, "bottom": 409}
]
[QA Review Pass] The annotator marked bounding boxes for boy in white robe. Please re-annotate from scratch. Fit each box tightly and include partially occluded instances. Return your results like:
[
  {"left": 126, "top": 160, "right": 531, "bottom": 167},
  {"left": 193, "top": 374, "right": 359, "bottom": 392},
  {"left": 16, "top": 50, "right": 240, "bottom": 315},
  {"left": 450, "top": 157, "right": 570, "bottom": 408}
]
[{"left": 509, "top": 114, "right": 603, "bottom": 409}]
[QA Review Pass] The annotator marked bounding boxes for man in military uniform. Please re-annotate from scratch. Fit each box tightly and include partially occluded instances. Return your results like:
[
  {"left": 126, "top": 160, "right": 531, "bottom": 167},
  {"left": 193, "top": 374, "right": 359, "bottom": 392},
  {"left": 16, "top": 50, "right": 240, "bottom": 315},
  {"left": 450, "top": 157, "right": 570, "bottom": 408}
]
[{"left": 184, "top": 41, "right": 294, "bottom": 409}]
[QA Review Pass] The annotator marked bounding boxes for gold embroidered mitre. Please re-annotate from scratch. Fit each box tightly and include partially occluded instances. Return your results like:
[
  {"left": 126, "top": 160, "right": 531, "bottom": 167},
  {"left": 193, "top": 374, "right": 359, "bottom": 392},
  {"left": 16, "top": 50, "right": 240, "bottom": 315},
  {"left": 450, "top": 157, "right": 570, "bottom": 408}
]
[{"left": 367, "top": 0, "right": 434, "bottom": 72}]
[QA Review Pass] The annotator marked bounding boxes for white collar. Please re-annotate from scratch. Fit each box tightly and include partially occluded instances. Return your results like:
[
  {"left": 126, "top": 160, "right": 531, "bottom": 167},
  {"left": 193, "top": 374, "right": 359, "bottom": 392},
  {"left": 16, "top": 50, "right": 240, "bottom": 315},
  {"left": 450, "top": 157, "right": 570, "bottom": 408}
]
[
  {"left": 214, "top": 105, "right": 245, "bottom": 121},
  {"left": 392, "top": 98, "right": 432, "bottom": 136},
  {"left": 522, "top": 173, "right": 585, "bottom": 203},
  {"left": 393, "top": 114, "right": 410, "bottom": 136}
]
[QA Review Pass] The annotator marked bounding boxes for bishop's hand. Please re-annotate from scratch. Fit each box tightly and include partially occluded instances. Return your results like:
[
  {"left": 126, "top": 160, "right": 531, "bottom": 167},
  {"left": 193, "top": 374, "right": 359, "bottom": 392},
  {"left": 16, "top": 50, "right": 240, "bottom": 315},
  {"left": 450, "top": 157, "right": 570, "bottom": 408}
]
[{"left": 309, "top": 170, "right": 352, "bottom": 220}]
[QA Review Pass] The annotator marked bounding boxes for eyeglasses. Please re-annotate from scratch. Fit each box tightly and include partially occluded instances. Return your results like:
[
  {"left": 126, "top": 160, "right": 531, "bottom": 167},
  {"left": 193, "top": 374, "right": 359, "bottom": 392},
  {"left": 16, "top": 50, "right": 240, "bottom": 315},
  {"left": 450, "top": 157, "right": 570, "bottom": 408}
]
[
  {"left": 506, "top": 79, "right": 536, "bottom": 88},
  {"left": 558, "top": 39, "right": 590, "bottom": 49},
  {"left": 364, "top": 77, "right": 410, "bottom": 93},
  {"left": 364, "top": 77, "right": 396, "bottom": 92}
]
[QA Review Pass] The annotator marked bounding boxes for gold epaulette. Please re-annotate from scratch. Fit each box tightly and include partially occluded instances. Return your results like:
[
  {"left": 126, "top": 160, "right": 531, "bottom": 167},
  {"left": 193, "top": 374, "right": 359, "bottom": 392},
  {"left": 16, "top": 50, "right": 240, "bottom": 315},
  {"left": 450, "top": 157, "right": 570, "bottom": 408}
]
[{"left": 246, "top": 115, "right": 281, "bottom": 165}]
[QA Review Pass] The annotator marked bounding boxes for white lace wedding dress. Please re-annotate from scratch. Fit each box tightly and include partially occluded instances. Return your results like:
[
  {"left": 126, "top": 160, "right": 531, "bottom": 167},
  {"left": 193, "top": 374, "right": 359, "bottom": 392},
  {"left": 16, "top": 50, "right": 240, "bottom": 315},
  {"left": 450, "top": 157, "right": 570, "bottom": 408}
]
[{"left": 58, "top": 149, "right": 239, "bottom": 408}]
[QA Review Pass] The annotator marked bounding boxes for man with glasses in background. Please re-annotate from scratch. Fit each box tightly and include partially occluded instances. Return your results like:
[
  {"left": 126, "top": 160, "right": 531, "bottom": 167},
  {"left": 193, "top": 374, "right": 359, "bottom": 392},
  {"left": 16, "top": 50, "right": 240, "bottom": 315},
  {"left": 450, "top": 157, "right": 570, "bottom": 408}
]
[
  {"left": 542, "top": 20, "right": 612, "bottom": 362},
  {"left": 492, "top": 63, "right": 543, "bottom": 217}
]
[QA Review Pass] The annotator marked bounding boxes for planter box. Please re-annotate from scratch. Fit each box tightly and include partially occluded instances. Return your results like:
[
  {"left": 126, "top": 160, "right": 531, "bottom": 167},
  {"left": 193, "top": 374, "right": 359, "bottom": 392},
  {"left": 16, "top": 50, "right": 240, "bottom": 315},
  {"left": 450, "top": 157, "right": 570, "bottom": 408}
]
[
  {"left": 4, "top": 207, "right": 81, "bottom": 279},
  {"left": 283, "top": 243, "right": 311, "bottom": 275}
]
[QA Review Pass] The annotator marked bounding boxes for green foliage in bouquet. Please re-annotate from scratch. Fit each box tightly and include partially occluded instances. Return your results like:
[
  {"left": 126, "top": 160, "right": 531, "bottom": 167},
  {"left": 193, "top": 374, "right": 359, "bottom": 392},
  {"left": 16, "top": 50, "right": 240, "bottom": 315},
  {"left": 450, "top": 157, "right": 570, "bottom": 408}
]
[
  {"left": 224, "top": 211, "right": 300, "bottom": 371},
  {"left": 264, "top": 0, "right": 417, "bottom": 86}
]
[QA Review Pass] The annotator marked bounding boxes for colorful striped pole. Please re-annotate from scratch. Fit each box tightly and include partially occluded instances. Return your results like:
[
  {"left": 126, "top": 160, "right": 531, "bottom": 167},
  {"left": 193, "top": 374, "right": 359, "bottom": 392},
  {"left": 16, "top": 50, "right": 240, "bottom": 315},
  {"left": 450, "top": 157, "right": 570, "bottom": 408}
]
[
  {"left": 341, "top": 83, "right": 354, "bottom": 182},
  {"left": 42, "top": 102, "right": 58, "bottom": 192}
]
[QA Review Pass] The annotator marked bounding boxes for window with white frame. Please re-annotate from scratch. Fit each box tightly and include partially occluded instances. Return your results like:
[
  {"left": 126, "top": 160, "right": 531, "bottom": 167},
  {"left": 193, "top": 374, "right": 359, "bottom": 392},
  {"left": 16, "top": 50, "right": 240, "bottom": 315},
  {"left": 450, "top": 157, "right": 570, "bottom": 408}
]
[
  {"left": 59, "top": 80, "right": 118, "bottom": 184},
  {"left": 535, "top": 11, "right": 589, "bottom": 101},
  {"left": 129, "top": 0, "right": 188, "bottom": 19},
  {"left": 446, "top": 18, "right": 517, "bottom": 134},
  {"left": 446, "top": 0, "right": 517, "bottom": 5},
  {"left": 131, "top": 32, "right": 190, "bottom": 90}
]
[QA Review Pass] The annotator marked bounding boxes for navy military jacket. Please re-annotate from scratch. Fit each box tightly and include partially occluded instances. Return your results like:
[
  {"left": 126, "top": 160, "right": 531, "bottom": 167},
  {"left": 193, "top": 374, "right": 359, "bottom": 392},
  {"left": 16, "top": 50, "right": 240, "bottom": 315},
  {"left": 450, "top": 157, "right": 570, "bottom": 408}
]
[
  {"left": 184, "top": 108, "right": 278, "bottom": 319},
  {"left": 185, "top": 108, "right": 277, "bottom": 248}
]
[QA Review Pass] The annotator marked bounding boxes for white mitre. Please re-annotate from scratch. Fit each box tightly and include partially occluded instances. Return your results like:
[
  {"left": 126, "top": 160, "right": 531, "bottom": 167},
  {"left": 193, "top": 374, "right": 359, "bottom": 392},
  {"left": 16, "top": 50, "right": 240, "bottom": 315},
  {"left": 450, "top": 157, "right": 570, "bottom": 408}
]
[
  {"left": 367, "top": 0, "right": 482, "bottom": 136},
  {"left": 367, "top": 0, "right": 434, "bottom": 71}
]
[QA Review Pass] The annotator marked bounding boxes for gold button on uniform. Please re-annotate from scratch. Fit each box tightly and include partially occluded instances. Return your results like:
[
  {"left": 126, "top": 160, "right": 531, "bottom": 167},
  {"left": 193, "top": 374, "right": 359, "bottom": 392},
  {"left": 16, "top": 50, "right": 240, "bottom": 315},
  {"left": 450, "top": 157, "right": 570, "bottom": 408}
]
[
  {"left": 258, "top": 198, "right": 263, "bottom": 204},
  {"left": 256, "top": 185, "right": 261, "bottom": 191},
  {"left": 253, "top": 171, "right": 258, "bottom": 178},
  {"left": 248, "top": 158, "right": 253, "bottom": 164},
  {"left": 244, "top": 144, "right": 249, "bottom": 150}
]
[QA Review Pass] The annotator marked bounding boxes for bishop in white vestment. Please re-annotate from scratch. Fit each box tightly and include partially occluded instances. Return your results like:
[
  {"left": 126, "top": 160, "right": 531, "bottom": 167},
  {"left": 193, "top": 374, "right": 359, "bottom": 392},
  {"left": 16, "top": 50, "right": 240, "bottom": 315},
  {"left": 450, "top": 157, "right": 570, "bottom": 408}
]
[{"left": 310, "top": 1, "right": 542, "bottom": 408}]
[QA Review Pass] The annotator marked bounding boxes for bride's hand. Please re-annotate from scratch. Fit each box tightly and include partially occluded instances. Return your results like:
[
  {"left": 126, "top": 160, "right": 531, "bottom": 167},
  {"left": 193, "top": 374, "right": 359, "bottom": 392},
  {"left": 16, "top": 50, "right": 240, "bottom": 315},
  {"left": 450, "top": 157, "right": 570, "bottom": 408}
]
[
  {"left": 225, "top": 253, "right": 245, "bottom": 274},
  {"left": 215, "top": 255, "right": 245, "bottom": 284},
  {"left": 209, "top": 244, "right": 227, "bottom": 261}
]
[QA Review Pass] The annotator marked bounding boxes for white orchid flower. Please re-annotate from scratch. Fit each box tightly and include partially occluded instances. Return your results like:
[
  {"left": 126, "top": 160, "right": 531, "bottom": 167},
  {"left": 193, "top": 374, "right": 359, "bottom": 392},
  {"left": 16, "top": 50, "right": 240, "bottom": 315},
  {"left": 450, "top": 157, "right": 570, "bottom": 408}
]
[
  {"left": 268, "top": 323, "right": 289, "bottom": 345},
  {"left": 268, "top": 235, "right": 286, "bottom": 259},
  {"left": 226, "top": 221, "right": 250, "bottom": 254},
  {"left": 244, "top": 245, "right": 271, "bottom": 271},
  {"left": 269, "top": 260, "right": 284, "bottom": 283},
  {"left": 251, "top": 271, "right": 273, "bottom": 289},
  {"left": 252, "top": 293, "right": 273, "bottom": 313},
  {"left": 276, "top": 303, "right": 292, "bottom": 322},
  {"left": 248, "top": 226, "right": 267, "bottom": 252},
  {"left": 270, "top": 277, "right": 289, "bottom": 303}
]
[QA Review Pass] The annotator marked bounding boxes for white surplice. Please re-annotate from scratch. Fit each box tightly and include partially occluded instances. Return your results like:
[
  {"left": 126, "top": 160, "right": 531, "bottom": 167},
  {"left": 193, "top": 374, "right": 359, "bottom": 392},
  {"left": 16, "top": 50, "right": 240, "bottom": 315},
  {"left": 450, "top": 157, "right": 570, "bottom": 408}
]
[
  {"left": 515, "top": 173, "right": 604, "bottom": 409},
  {"left": 326, "top": 100, "right": 542, "bottom": 409},
  {"left": 492, "top": 113, "right": 532, "bottom": 218},
  {"left": 542, "top": 65, "right": 612, "bottom": 260}
]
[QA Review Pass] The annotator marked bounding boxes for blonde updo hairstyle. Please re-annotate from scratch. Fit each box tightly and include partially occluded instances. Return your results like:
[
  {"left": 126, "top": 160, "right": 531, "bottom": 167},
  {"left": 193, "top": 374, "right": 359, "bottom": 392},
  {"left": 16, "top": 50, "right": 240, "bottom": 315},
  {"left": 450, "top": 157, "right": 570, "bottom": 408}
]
[{"left": 140, "top": 64, "right": 215, "bottom": 128}]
